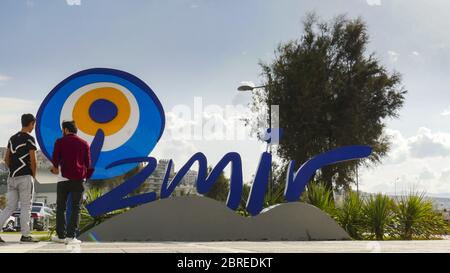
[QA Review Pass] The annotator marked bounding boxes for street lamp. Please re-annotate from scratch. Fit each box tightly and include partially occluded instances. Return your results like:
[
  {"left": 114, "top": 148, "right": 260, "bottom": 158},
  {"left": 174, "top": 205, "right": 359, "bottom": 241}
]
[
  {"left": 394, "top": 177, "right": 400, "bottom": 197},
  {"left": 237, "top": 85, "right": 267, "bottom": 92},
  {"left": 237, "top": 83, "right": 274, "bottom": 198},
  {"left": 355, "top": 163, "right": 359, "bottom": 195},
  {"left": 237, "top": 84, "right": 270, "bottom": 151}
]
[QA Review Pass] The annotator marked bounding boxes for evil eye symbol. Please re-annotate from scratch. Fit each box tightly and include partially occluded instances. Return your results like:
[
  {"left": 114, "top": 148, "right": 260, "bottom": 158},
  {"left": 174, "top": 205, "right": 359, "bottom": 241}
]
[
  {"left": 36, "top": 68, "right": 165, "bottom": 180},
  {"left": 61, "top": 81, "right": 139, "bottom": 151}
]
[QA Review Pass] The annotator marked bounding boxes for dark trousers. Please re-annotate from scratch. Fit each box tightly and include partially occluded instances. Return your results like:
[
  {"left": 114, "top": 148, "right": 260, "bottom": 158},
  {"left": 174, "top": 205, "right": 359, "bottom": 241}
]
[{"left": 56, "top": 180, "right": 84, "bottom": 239}]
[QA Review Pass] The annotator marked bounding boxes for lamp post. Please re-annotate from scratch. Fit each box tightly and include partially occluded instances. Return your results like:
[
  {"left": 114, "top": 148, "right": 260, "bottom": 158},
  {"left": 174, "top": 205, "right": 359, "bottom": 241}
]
[
  {"left": 237, "top": 85, "right": 270, "bottom": 152},
  {"left": 394, "top": 177, "right": 400, "bottom": 197},
  {"left": 355, "top": 163, "right": 359, "bottom": 195},
  {"left": 237, "top": 83, "right": 273, "bottom": 198}
]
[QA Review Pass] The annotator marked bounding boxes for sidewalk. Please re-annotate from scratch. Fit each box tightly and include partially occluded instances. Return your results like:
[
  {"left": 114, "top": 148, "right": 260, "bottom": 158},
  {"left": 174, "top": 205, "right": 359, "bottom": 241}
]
[{"left": 1, "top": 234, "right": 449, "bottom": 253}]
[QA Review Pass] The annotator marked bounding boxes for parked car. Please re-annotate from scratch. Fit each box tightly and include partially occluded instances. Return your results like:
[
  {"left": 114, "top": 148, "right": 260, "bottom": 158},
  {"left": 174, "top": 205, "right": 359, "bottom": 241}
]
[
  {"left": 32, "top": 202, "right": 45, "bottom": 208},
  {"left": 12, "top": 205, "right": 54, "bottom": 231},
  {"left": 31, "top": 205, "right": 54, "bottom": 231},
  {"left": 0, "top": 209, "right": 17, "bottom": 232}
]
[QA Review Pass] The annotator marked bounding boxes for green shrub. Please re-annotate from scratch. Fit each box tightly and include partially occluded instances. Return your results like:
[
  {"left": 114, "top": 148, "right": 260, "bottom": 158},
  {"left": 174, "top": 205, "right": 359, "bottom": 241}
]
[
  {"left": 363, "top": 193, "right": 395, "bottom": 240},
  {"left": 303, "top": 182, "right": 335, "bottom": 215},
  {"left": 335, "top": 191, "right": 365, "bottom": 240},
  {"left": 394, "top": 192, "right": 449, "bottom": 240}
]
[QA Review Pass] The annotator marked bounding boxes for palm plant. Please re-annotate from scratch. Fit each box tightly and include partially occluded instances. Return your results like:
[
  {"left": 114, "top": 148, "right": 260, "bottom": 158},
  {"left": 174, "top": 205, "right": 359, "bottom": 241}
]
[
  {"left": 335, "top": 191, "right": 365, "bottom": 240},
  {"left": 263, "top": 181, "right": 286, "bottom": 208},
  {"left": 303, "top": 182, "right": 335, "bottom": 215},
  {"left": 235, "top": 180, "right": 286, "bottom": 216},
  {"left": 363, "top": 193, "right": 395, "bottom": 240},
  {"left": 394, "top": 191, "right": 448, "bottom": 240},
  {"left": 236, "top": 184, "right": 251, "bottom": 217},
  {"left": 79, "top": 186, "right": 107, "bottom": 233}
]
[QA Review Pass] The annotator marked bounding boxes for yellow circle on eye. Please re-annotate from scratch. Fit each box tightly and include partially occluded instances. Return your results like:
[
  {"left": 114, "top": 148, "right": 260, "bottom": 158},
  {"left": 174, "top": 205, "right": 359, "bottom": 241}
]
[{"left": 72, "top": 87, "right": 131, "bottom": 136}]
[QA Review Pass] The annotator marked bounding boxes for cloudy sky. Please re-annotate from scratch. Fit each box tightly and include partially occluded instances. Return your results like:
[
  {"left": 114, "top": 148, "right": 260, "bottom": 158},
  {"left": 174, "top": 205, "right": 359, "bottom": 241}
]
[{"left": 1, "top": 0, "right": 450, "bottom": 196}]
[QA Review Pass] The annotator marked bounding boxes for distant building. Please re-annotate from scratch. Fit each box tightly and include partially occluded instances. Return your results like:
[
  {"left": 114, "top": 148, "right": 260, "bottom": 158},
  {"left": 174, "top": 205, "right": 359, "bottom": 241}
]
[
  {"left": 0, "top": 148, "right": 8, "bottom": 195},
  {"left": 181, "top": 170, "right": 198, "bottom": 186},
  {"left": 176, "top": 169, "right": 199, "bottom": 196},
  {"left": 138, "top": 159, "right": 198, "bottom": 197},
  {"left": 0, "top": 149, "right": 8, "bottom": 183},
  {"left": 36, "top": 150, "right": 53, "bottom": 171},
  {"left": 34, "top": 182, "right": 57, "bottom": 206},
  {"left": 138, "top": 159, "right": 174, "bottom": 195},
  {"left": 0, "top": 147, "right": 6, "bottom": 161}
]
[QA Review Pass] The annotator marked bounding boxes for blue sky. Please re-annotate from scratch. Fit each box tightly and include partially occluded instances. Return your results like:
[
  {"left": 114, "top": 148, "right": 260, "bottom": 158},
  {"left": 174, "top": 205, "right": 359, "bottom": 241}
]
[{"left": 1, "top": 0, "right": 450, "bottom": 195}]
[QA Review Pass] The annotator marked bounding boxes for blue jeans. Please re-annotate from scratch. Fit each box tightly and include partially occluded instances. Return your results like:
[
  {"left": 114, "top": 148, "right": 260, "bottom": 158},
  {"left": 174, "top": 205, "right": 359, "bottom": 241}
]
[{"left": 56, "top": 180, "right": 84, "bottom": 239}]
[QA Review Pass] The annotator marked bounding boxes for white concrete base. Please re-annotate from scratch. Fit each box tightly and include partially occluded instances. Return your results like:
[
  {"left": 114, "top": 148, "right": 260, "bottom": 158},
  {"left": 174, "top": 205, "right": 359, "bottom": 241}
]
[{"left": 79, "top": 196, "right": 350, "bottom": 242}]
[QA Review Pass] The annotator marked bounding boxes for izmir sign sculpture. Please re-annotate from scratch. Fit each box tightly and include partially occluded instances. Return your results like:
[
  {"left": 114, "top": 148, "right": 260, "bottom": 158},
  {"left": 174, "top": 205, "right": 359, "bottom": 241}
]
[{"left": 36, "top": 68, "right": 372, "bottom": 220}]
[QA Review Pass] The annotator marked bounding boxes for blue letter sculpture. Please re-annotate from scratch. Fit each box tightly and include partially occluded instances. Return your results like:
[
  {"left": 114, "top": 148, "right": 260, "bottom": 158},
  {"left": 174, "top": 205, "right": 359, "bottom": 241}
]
[{"left": 36, "top": 68, "right": 373, "bottom": 218}]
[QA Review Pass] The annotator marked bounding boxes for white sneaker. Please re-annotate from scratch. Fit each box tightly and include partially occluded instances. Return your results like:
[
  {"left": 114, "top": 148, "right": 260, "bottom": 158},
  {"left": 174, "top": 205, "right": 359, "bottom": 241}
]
[
  {"left": 65, "top": 238, "right": 82, "bottom": 244},
  {"left": 51, "top": 236, "right": 66, "bottom": 244}
]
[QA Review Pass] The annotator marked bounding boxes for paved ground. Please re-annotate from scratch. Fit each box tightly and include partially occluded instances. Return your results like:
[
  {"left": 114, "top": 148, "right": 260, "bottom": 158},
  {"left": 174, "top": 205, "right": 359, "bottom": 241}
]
[{"left": 0, "top": 234, "right": 449, "bottom": 253}]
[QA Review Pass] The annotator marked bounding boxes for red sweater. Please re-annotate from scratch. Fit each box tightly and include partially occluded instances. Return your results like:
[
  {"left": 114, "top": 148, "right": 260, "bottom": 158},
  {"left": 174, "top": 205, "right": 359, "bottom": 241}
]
[{"left": 52, "top": 134, "right": 92, "bottom": 181}]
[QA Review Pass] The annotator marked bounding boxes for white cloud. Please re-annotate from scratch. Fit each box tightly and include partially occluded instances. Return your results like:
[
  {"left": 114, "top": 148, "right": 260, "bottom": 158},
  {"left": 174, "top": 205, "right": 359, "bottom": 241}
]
[
  {"left": 163, "top": 105, "right": 253, "bottom": 142},
  {"left": 439, "top": 169, "right": 450, "bottom": 182},
  {"left": 412, "top": 51, "right": 420, "bottom": 56},
  {"left": 382, "top": 127, "right": 450, "bottom": 161},
  {"left": 440, "top": 107, "right": 450, "bottom": 116},
  {"left": 26, "top": 0, "right": 35, "bottom": 8},
  {"left": 150, "top": 105, "right": 262, "bottom": 180},
  {"left": 0, "top": 74, "right": 12, "bottom": 84},
  {"left": 382, "top": 128, "right": 410, "bottom": 164},
  {"left": 409, "top": 127, "right": 450, "bottom": 158},
  {"left": 66, "top": 0, "right": 81, "bottom": 6},
  {"left": 366, "top": 0, "right": 381, "bottom": 6},
  {"left": 0, "top": 97, "right": 37, "bottom": 125},
  {"left": 432, "top": 42, "right": 450, "bottom": 50},
  {"left": 0, "top": 97, "right": 38, "bottom": 146},
  {"left": 418, "top": 167, "right": 436, "bottom": 180},
  {"left": 388, "top": 50, "right": 399, "bottom": 63},
  {"left": 360, "top": 127, "right": 450, "bottom": 195},
  {"left": 231, "top": 92, "right": 252, "bottom": 106},
  {"left": 151, "top": 137, "right": 198, "bottom": 170}
]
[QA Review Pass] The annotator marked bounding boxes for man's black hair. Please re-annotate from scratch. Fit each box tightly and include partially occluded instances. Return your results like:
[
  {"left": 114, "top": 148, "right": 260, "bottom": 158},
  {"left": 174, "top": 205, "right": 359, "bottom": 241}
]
[
  {"left": 21, "top": 114, "right": 36, "bottom": 128},
  {"left": 62, "top": 120, "right": 78, "bottom": 134}
]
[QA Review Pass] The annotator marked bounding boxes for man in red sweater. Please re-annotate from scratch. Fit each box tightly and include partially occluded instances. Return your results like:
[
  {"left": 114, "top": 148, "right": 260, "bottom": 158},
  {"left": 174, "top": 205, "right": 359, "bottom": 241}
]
[{"left": 51, "top": 120, "right": 92, "bottom": 244}]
